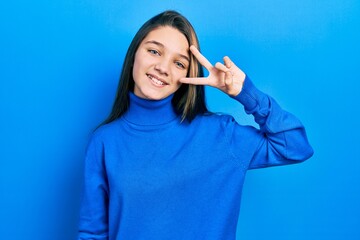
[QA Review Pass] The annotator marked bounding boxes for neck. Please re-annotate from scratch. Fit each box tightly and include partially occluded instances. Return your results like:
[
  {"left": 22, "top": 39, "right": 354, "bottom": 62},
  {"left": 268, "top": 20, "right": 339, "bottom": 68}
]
[{"left": 123, "top": 92, "right": 178, "bottom": 125}]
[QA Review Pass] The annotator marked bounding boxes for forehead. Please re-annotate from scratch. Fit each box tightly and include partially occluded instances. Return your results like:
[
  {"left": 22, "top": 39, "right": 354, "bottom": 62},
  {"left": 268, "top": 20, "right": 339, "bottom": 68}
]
[{"left": 142, "top": 26, "right": 189, "bottom": 56}]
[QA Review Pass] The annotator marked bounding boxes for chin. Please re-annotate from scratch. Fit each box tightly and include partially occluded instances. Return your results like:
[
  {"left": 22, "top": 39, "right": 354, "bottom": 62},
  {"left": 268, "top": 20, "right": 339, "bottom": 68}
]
[
  {"left": 141, "top": 91, "right": 171, "bottom": 101},
  {"left": 135, "top": 85, "right": 177, "bottom": 100},
  {"left": 147, "top": 94, "right": 170, "bottom": 100}
]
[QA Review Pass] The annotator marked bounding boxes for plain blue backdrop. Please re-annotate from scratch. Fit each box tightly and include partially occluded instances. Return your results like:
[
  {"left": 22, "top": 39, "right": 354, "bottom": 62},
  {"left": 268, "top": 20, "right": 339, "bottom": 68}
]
[{"left": 1, "top": 0, "right": 359, "bottom": 239}]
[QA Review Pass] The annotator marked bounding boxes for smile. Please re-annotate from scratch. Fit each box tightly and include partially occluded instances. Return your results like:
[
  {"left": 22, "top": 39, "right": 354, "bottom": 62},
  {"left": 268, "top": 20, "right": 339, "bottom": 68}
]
[{"left": 147, "top": 74, "right": 168, "bottom": 86}]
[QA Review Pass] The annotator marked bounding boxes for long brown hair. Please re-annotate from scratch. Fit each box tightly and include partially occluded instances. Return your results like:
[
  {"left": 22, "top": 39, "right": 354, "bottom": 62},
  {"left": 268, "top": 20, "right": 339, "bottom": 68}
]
[{"left": 101, "top": 10, "right": 208, "bottom": 125}]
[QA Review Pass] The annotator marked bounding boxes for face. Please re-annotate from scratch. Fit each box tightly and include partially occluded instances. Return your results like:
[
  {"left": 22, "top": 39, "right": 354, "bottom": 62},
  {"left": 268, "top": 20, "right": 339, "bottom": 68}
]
[{"left": 132, "top": 26, "right": 190, "bottom": 100}]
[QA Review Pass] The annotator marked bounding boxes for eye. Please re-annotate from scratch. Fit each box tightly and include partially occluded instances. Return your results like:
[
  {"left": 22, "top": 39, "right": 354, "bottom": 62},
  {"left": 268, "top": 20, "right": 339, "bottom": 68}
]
[
  {"left": 175, "top": 61, "right": 186, "bottom": 69},
  {"left": 148, "top": 49, "right": 160, "bottom": 56}
]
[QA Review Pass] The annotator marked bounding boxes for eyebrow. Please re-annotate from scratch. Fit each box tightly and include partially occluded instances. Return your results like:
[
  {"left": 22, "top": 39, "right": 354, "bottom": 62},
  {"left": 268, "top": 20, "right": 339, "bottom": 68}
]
[{"left": 144, "top": 40, "right": 190, "bottom": 63}]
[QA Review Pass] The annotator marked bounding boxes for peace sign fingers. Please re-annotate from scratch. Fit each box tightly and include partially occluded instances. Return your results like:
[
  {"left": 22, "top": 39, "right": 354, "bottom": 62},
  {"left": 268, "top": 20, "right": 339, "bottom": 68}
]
[
  {"left": 180, "top": 45, "right": 245, "bottom": 96},
  {"left": 189, "top": 45, "right": 213, "bottom": 71},
  {"left": 179, "top": 45, "right": 218, "bottom": 86}
]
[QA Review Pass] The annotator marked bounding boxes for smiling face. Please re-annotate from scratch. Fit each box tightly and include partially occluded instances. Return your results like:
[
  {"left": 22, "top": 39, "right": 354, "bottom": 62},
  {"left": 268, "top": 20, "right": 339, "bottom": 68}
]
[{"left": 132, "top": 26, "right": 190, "bottom": 100}]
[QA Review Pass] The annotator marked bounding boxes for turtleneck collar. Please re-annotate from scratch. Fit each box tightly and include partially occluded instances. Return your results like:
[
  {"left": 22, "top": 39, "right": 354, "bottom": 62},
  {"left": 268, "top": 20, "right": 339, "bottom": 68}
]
[{"left": 122, "top": 92, "right": 179, "bottom": 126}]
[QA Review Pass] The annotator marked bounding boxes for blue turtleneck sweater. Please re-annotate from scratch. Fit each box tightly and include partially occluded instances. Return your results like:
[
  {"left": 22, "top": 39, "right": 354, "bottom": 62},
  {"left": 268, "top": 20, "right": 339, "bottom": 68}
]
[{"left": 78, "top": 77, "right": 313, "bottom": 240}]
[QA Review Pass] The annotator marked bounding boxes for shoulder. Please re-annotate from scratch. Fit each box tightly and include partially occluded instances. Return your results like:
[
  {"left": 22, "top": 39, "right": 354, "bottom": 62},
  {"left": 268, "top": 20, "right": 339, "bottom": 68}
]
[
  {"left": 193, "top": 112, "right": 238, "bottom": 129},
  {"left": 199, "top": 112, "right": 236, "bottom": 123},
  {"left": 194, "top": 112, "right": 259, "bottom": 138},
  {"left": 88, "top": 118, "right": 123, "bottom": 143}
]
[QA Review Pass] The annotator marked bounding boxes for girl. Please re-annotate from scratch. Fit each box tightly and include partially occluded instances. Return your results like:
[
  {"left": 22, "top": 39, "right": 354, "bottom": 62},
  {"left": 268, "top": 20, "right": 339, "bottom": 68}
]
[{"left": 78, "top": 10, "right": 313, "bottom": 240}]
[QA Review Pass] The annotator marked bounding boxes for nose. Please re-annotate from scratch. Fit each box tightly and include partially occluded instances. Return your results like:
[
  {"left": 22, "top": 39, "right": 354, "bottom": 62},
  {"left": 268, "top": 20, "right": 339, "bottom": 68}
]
[{"left": 154, "top": 59, "right": 169, "bottom": 76}]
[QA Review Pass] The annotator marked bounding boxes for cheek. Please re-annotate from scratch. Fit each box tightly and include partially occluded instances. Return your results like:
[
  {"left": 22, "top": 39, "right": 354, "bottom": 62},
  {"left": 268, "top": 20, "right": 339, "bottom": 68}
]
[
  {"left": 173, "top": 70, "right": 187, "bottom": 85},
  {"left": 132, "top": 53, "right": 143, "bottom": 82},
  {"left": 132, "top": 63, "right": 139, "bottom": 81}
]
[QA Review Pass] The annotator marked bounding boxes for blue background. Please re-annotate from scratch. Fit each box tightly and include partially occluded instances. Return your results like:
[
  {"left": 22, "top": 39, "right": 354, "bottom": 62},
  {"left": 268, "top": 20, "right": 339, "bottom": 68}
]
[{"left": 1, "top": 0, "right": 359, "bottom": 239}]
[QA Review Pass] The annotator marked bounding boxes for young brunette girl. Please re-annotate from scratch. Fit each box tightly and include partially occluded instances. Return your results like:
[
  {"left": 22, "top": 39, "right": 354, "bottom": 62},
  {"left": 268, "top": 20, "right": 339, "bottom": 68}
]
[{"left": 78, "top": 10, "right": 313, "bottom": 240}]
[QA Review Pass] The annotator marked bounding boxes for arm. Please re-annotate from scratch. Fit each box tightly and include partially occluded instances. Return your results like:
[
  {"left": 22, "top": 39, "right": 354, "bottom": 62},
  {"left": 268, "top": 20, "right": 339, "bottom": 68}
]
[
  {"left": 231, "top": 76, "right": 313, "bottom": 169},
  {"left": 78, "top": 133, "right": 109, "bottom": 240},
  {"left": 180, "top": 46, "right": 313, "bottom": 169}
]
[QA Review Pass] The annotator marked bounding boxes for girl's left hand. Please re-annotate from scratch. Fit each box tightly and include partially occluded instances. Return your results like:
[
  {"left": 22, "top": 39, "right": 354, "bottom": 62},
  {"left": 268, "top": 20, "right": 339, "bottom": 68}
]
[{"left": 179, "top": 45, "right": 246, "bottom": 96}]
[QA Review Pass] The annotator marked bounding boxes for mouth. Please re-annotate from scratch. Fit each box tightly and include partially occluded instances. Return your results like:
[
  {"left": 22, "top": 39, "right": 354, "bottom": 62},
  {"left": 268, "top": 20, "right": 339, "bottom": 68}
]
[{"left": 147, "top": 74, "right": 168, "bottom": 86}]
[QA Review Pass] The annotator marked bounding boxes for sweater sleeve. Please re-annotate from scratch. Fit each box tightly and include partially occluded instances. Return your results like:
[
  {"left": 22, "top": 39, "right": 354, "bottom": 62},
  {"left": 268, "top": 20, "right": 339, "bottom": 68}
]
[
  {"left": 78, "top": 132, "right": 109, "bottom": 240},
  {"left": 228, "top": 76, "right": 314, "bottom": 170}
]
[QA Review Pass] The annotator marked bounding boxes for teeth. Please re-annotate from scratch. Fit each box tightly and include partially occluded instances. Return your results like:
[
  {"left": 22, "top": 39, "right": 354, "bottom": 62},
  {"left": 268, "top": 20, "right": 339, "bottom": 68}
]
[{"left": 148, "top": 74, "right": 165, "bottom": 85}]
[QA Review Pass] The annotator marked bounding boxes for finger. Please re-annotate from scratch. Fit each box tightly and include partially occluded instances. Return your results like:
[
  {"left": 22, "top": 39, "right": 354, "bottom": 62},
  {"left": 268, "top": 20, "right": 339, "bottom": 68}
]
[
  {"left": 224, "top": 70, "right": 233, "bottom": 86},
  {"left": 223, "top": 56, "right": 233, "bottom": 69},
  {"left": 215, "top": 62, "right": 230, "bottom": 73},
  {"left": 189, "top": 45, "right": 213, "bottom": 70},
  {"left": 215, "top": 62, "right": 233, "bottom": 85},
  {"left": 179, "top": 77, "right": 211, "bottom": 86}
]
